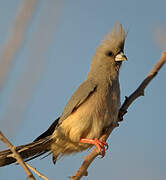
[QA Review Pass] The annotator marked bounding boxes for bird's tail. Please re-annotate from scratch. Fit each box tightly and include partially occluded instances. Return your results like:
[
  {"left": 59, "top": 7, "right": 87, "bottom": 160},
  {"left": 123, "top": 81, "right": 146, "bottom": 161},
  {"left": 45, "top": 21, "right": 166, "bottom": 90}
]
[{"left": 0, "top": 137, "right": 52, "bottom": 167}]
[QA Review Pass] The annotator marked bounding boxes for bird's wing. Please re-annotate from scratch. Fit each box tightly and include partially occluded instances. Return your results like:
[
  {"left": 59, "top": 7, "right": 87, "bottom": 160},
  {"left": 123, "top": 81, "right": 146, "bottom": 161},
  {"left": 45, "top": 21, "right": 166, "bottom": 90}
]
[
  {"left": 59, "top": 79, "right": 97, "bottom": 123},
  {"left": 34, "top": 79, "right": 97, "bottom": 141}
]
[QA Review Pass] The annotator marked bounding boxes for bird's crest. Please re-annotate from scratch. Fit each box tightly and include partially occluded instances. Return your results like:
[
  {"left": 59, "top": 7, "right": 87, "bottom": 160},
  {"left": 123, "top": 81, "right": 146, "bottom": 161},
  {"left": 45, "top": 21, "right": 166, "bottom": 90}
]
[{"left": 101, "top": 22, "right": 126, "bottom": 51}]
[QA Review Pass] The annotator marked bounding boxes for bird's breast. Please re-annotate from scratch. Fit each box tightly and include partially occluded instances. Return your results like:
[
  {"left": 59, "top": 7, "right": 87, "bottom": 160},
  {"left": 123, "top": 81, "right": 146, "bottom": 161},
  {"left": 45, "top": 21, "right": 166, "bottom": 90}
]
[{"left": 59, "top": 81, "right": 120, "bottom": 143}]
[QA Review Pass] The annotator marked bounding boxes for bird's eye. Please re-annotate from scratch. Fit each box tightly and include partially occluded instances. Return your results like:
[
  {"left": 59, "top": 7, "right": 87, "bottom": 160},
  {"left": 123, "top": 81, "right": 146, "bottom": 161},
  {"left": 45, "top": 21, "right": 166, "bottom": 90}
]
[{"left": 106, "top": 51, "right": 113, "bottom": 57}]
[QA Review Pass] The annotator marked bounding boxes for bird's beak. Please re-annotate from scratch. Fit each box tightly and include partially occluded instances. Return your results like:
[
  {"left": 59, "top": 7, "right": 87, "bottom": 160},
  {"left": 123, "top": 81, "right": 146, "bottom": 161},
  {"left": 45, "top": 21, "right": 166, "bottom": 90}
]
[{"left": 115, "top": 52, "right": 127, "bottom": 62}]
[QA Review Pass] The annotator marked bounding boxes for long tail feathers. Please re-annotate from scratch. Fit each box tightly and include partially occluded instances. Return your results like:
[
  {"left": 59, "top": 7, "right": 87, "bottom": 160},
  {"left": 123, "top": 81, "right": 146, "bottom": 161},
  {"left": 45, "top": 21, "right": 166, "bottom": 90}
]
[{"left": 0, "top": 137, "right": 52, "bottom": 167}]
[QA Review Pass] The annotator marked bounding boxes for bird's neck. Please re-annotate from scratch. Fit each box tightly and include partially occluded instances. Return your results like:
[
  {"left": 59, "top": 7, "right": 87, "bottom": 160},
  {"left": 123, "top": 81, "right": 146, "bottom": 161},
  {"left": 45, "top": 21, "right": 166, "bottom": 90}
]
[{"left": 87, "top": 63, "right": 120, "bottom": 84}]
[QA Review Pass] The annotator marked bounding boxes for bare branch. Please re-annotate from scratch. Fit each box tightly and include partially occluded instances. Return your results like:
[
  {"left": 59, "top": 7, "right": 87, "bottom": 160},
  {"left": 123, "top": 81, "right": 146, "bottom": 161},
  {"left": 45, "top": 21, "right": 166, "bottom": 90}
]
[
  {"left": 119, "top": 51, "right": 166, "bottom": 119},
  {"left": 71, "top": 52, "right": 166, "bottom": 180},
  {"left": 0, "top": 131, "right": 35, "bottom": 180},
  {"left": 26, "top": 163, "right": 50, "bottom": 180}
]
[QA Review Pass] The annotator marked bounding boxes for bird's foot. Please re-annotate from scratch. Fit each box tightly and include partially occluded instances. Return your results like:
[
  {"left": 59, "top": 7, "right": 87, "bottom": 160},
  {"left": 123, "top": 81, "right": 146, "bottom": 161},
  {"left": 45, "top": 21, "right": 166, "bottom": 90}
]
[{"left": 80, "top": 138, "right": 108, "bottom": 157}]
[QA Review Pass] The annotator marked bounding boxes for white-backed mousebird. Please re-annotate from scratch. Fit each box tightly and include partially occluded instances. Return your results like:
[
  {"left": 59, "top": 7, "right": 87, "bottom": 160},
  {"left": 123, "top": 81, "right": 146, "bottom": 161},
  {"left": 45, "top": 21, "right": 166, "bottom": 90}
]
[{"left": 0, "top": 22, "right": 127, "bottom": 167}]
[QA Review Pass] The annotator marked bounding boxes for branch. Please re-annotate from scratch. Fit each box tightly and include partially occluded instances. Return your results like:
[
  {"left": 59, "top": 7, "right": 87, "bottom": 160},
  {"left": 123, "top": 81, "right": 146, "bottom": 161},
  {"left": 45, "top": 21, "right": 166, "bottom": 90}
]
[
  {"left": 25, "top": 163, "right": 50, "bottom": 180},
  {"left": 0, "top": 131, "right": 36, "bottom": 180},
  {"left": 0, "top": 131, "right": 50, "bottom": 180},
  {"left": 70, "top": 52, "right": 166, "bottom": 180},
  {"left": 119, "top": 51, "right": 166, "bottom": 119}
]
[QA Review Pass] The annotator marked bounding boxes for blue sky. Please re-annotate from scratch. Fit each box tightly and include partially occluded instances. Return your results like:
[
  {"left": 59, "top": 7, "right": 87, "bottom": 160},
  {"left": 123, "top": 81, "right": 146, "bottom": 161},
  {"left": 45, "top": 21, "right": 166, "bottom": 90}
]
[{"left": 0, "top": 0, "right": 166, "bottom": 179}]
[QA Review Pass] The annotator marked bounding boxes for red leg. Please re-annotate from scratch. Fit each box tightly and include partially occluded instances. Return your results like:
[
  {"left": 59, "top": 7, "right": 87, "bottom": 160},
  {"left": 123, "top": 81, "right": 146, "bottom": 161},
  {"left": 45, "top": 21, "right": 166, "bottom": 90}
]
[{"left": 80, "top": 138, "right": 109, "bottom": 157}]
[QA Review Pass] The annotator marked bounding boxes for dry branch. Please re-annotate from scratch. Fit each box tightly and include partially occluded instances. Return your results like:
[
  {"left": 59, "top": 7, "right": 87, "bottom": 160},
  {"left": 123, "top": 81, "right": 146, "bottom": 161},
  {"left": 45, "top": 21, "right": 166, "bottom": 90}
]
[
  {"left": 70, "top": 52, "right": 166, "bottom": 180},
  {"left": 119, "top": 51, "right": 166, "bottom": 118},
  {"left": 0, "top": 131, "right": 50, "bottom": 180},
  {"left": 26, "top": 163, "right": 50, "bottom": 180},
  {"left": 0, "top": 131, "right": 35, "bottom": 180}
]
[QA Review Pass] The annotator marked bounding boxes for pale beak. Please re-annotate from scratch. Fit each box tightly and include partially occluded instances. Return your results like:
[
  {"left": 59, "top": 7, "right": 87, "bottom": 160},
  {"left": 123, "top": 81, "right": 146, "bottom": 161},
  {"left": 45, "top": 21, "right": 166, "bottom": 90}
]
[{"left": 115, "top": 52, "right": 127, "bottom": 62}]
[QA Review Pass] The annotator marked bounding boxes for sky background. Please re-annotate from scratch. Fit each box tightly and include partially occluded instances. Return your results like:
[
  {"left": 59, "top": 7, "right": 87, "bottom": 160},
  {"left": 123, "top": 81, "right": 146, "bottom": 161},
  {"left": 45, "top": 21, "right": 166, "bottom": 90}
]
[{"left": 0, "top": 0, "right": 166, "bottom": 179}]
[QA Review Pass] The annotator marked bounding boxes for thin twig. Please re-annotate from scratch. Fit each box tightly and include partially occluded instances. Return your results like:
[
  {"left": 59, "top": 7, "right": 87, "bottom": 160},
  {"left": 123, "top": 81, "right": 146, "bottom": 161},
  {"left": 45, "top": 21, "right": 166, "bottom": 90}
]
[
  {"left": 70, "top": 52, "right": 166, "bottom": 180},
  {"left": 26, "top": 162, "right": 50, "bottom": 180},
  {"left": 119, "top": 51, "right": 166, "bottom": 119},
  {"left": 70, "top": 124, "right": 118, "bottom": 180},
  {"left": 0, "top": 131, "right": 35, "bottom": 180}
]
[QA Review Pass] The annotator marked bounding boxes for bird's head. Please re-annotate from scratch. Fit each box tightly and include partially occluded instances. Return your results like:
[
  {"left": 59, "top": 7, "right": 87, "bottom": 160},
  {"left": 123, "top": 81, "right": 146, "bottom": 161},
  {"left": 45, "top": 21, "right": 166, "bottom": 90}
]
[{"left": 89, "top": 22, "right": 127, "bottom": 80}]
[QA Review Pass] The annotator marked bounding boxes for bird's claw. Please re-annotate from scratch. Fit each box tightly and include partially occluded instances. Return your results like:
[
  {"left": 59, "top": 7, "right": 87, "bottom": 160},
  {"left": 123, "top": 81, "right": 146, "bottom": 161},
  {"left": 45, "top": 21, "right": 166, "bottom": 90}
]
[
  {"left": 80, "top": 138, "right": 109, "bottom": 157},
  {"left": 93, "top": 138, "right": 109, "bottom": 157}
]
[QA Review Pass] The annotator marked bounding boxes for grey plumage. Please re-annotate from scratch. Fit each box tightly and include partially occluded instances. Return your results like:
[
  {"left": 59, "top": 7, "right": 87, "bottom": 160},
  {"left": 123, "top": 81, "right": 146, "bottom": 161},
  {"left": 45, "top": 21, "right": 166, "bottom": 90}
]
[
  {"left": 0, "top": 22, "right": 127, "bottom": 167},
  {"left": 59, "top": 80, "right": 97, "bottom": 123}
]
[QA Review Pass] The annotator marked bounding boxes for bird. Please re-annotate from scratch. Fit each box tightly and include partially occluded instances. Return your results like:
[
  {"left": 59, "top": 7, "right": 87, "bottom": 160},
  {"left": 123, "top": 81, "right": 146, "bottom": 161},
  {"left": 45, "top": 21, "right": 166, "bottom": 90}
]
[{"left": 0, "top": 22, "right": 127, "bottom": 167}]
